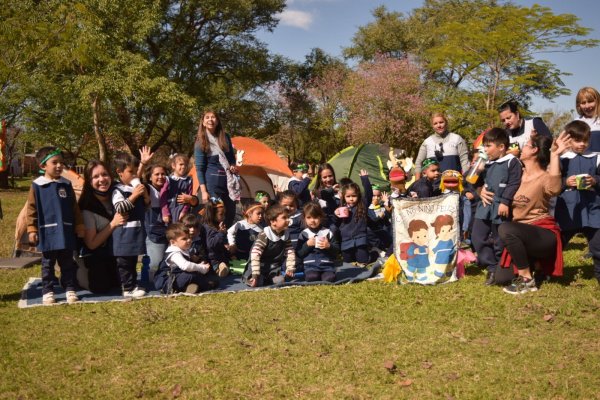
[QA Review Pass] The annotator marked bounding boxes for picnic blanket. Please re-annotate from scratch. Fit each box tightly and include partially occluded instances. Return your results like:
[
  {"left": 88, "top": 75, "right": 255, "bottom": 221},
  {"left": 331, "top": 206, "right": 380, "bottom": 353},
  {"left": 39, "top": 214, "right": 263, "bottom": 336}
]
[{"left": 18, "top": 261, "right": 382, "bottom": 308}]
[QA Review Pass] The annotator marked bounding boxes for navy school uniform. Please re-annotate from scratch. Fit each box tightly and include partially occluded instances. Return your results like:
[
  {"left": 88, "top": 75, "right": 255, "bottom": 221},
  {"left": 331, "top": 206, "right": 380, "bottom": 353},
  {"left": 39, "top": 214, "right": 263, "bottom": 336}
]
[
  {"left": 189, "top": 225, "right": 210, "bottom": 263},
  {"left": 160, "top": 175, "right": 193, "bottom": 223},
  {"left": 367, "top": 204, "right": 392, "bottom": 251},
  {"left": 29, "top": 176, "right": 80, "bottom": 294},
  {"left": 112, "top": 184, "right": 147, "bottom": 257},
  {"left": 243, "top": 227, "right": 294, "bottom": 284},
  {"left": 145, "top": 184, "right": 167, "bottom": 245},
  {"left": 288, "top": 176, "right": 312, "bottom": 207},
  {"left": 472, "top": 154, "right": 522, "bottom": 272},
  {"left": 296, "top": 227, "right": 339, "bottom": 273},
  {"left": 407, "top": 177, "right": 441, "bottom": 199},
  {"left": 153, "top": 246, "right": 219, "bottom": 294},
  {"left": 204, "top": 223, "right": 230, "bottom": 269},
  {"left": 226, "top": 220, "right": 263, "bottom": 260}
]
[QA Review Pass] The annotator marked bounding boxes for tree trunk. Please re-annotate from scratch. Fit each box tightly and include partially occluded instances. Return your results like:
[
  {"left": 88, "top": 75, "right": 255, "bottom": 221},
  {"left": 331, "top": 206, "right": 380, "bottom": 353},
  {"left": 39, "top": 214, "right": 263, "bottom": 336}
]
[{"left": 92, "top": 95, "right": 108, "bottom": 162}]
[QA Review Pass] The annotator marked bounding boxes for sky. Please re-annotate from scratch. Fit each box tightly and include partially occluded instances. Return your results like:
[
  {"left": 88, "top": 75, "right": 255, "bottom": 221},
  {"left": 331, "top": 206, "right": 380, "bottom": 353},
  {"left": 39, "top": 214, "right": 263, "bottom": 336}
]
[{"left": 257, "top": 0, "right": 600, "bottom": 115}]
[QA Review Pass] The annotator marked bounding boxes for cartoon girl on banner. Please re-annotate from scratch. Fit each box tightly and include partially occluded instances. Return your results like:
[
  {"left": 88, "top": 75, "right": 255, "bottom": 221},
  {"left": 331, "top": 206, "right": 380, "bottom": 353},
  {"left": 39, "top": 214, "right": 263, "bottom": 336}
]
[{"left": 431, "top": 215, "right": 457, "bottom": 278}]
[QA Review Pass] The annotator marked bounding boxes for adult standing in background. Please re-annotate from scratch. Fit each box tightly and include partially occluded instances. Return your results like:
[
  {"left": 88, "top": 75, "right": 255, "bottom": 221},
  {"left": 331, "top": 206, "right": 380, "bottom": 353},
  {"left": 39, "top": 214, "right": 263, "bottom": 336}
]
[
  {"left": 498, "top": 100, "right": 552, "bottom": 155},
  {"left": 415, "top": 112, "right": 470, "bottom": 180},
  {"left": 194, "top": 110, "right": 240, "bottom": 227}
]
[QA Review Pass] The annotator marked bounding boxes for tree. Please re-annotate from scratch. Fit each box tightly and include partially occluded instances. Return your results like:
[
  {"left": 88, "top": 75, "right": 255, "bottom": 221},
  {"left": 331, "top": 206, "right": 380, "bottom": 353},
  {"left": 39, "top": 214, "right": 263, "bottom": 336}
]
[
  {"left": 342, "top": 56, "right": 429, "bottom": 155},
  {"left": 344, "top": 1, "right": 599, "bottom": 138},
  {"left": 5, "top": 0, "right": 286, "bottom": 161}
]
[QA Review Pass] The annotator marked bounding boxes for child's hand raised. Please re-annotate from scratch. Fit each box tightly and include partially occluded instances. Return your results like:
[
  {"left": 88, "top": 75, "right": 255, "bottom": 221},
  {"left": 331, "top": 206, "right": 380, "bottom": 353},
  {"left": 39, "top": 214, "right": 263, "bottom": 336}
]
[
  {"left": 139, "top": 146, "right": 154, "bottom": 165},
  {"left": 359, "top": 169, "right": 369, "bottom": 176}
]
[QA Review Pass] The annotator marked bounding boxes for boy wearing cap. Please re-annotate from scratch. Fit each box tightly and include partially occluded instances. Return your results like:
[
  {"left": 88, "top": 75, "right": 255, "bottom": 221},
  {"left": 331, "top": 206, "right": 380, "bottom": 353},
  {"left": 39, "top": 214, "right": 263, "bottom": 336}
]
[
  {"left": 27, "top": 147, "right": 84, "bottom": 305},
  {"left": 407, "top": 158, "right": 442, "bottom": 198},
  {"left": 288, "top": 161, "right": 311, "bottom": 207}
]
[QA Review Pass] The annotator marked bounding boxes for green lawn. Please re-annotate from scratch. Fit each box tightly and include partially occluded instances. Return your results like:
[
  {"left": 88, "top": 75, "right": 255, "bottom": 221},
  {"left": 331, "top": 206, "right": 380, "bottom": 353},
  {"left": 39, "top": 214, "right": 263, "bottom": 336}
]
[{"left": 1, "top": 189, "right": 599, "bottom": 399}]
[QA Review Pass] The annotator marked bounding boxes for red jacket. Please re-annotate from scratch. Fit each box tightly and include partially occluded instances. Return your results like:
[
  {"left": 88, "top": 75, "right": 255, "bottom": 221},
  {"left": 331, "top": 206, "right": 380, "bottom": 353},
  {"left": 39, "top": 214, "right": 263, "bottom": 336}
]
[{"left": 500, "top": 217, "right": 563, "bottom": 277}]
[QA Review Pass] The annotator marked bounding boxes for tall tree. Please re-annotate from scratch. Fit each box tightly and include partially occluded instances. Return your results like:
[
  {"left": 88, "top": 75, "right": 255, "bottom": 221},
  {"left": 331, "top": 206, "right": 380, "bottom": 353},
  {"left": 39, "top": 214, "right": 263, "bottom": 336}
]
[
  {"left": 342, "top": 56, "right": 429, "bottom": 155},
  {"left": 344, "top": 1, "right": 599, "bottom": 137}
]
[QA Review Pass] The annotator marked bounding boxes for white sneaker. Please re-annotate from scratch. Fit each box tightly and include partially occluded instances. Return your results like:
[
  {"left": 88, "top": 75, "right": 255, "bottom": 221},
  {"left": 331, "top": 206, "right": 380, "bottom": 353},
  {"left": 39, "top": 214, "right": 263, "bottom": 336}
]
[
  {"left": 123, "top": 287, "right": 146, "bottom": 298},
  {"left": 65, "top": 290, "right": 79, "bottom": 304},
  {"left": 42, "top": 292, "right": 56, "bottom": 305}
]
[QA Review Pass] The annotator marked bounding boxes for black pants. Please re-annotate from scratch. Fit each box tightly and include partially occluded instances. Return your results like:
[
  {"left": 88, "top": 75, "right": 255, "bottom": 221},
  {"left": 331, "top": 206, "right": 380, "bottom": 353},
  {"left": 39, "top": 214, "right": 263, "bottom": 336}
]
[
  {"left": 172, "top": 270, "right": 220, "bottom": 292},
  {"left": 498, "top": 222, "right": 557, "bottom": 270},
  {"left": 83, "top": 255, "right": 120, "bottom": 294},
  {"left": 471, "top": 219, "right": 503, "bottom": 272},
  {"left": 41, "top": 249, "right": 77, "bottom": 294},
  {"left": 116, "top": 256, "right": 138, "bottom": 291},
  {"left": 342, "top": 245, "right": 369, "bottom": 264},
  {"left": 562, "top": 227, "right": 600, "bottom": 279}
]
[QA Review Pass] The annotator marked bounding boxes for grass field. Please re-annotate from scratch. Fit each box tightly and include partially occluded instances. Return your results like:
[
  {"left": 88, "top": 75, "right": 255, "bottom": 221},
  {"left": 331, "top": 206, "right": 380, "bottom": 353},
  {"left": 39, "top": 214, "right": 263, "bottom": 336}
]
[{"left": 1, "top": 186, "right": 599, "bottom": 399}]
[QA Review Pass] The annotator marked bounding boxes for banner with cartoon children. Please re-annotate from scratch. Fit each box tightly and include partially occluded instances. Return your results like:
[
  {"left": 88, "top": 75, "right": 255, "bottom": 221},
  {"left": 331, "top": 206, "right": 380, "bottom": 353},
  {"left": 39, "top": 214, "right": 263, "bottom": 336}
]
[{"left": 392, "top": 193, "right": 460, "bottom": 284}]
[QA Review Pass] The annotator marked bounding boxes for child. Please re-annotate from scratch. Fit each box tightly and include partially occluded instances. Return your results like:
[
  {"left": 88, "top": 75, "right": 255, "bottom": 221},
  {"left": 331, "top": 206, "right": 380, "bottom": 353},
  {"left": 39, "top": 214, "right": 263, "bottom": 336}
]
[
  {"left": 255, "top": 190, "right": 272, "bottom": 210},
  {"left": 334, "top": 170, "right": 373, "bottom": 266},
  {"left": 143, "top": 163, "right": 169, "bottom": 276},
  {"left": 288, "top": 162, "right": 311, "bottom": 207},
  {"left": 112, "top": 151, "right": 150, "bottom": 298},
  {"left": 243, "top": 204, "right": 296, "bottom": 287},
  {"left": 575, "top": 87, "right": 600, "bottom": 153},
  {"left": 160, "top": 154, "right": 195, "bottom": 224},
  {"left": 367, "top": 185, "right": 392, "bottom": 255},
  {"left": 27, "top": 147, "right": 84, "bottom": 305},
  {"left": 227, "top": 201, "right": 264, "bottom": 260},
  {"left": 555, "top": 120, "right": 600, "bottom": 285},
  {"left": 471, "top": 128, "right": 522, "bottom": 286},
  {"left": 279, "top": 190, "right": 304, "bottom": 274},
  {"left": 313, "top": 163, "right": 340, "bottom": 227},
  {"left": 153, "top": 223, "right": 219, "bottom": 294},
  {"left": 181, "top": 213, "right": 210, "bottom": 264},
  {"left": 297, "top": 203, "right": 339, "bottom": 282},
  {"left": 408, "top": 158, "right": 441, "bottom": 198},
  {"left": 202, "top": 197, "right": 230, "bottom": 277}
]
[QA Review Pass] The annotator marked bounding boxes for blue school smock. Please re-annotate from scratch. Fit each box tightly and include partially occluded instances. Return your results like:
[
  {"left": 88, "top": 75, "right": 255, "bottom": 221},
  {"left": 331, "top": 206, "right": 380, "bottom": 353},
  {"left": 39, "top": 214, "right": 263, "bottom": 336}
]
[
  {"left": 367, "top": 204, "right": 392, "bottom": 250},
  {"left": 555, "top": 151, "right": 600, "bottom": 230},
  {"left": 227, "top": 220, "right": 262, "bottom": 260},
  {"left": 145, "top": 184, "right": 167, "bottom": 244},
  {"left": 31, "top": 176, "right": 78, "bottom": 252},
  {"left": 204, "top": 223, "right": 229, "bottom": 265},
  {"left": 407, "top": 176, "right": 441, "bottom": 198},
  {"left": 162, "top": 175, "right": 192, "bottom": 222},
  {"left": 474, "top": 154, "right": 522, "bottom": 224},
  {"left": 432, "top": 239, "right": 455, "bottom": 264},
  {"left": 296, "top": 227, "right": 339, "bottom": 272},
  {"left": 111, "top": 184, "right": 147, "bottom": 257}
]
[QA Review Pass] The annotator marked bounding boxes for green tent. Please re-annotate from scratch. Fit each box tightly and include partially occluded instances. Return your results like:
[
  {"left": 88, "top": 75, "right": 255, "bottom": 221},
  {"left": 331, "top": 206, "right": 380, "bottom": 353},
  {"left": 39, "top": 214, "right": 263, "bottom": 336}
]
[{"left": 314, "top": 143, "right": 391, "bottom": 192}]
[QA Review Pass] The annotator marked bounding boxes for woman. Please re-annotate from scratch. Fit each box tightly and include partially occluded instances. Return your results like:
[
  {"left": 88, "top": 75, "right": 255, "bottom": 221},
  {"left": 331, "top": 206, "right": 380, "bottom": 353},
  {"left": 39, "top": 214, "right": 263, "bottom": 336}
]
[
  {"left": 414, "top": 112, "right": 470, "bottom": 179},
  {"left": 78, "top": 160, "right": 125, "bottom": 293},
  {"left": 194, "top": 110, "right": 240, "bottom": 227},
  {"left": 484, "top": 132, "right": 569, "bottom": 294},
  {"left": 498, "top": 100, "right": 553, "bottom": 155}
]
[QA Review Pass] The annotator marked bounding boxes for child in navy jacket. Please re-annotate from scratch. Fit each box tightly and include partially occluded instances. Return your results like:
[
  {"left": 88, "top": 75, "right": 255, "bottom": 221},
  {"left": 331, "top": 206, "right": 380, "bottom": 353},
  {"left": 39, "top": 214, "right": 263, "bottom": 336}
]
[
  {"left": 556, "top": 120, "right": 600, "bottom": 285},
  {"left": 471, "top": 128, "right": 522, "bottom": 285},
  {"left": 202, "top": 197, "right": 230, "bottom": 277},
  {"left": 27, "top": 147, "right": 84, "bottom": 305},
  {"left": 160, "top": 154, "right": 195, "bottom": 224},
  {"left": 408, "top": 158, "right": 441, "bottom": 198},
  {"left": 288, "top": 162, "right": 311, "bottom": 207},
  {"left": 297, "top": 203, "right": 340, "bottom": 282},
  {"left": 334, "top": 171, "right": 373, "bottom": 266},
  {"left": 112, "top": 152, "right": 150, "bottom": 298}
]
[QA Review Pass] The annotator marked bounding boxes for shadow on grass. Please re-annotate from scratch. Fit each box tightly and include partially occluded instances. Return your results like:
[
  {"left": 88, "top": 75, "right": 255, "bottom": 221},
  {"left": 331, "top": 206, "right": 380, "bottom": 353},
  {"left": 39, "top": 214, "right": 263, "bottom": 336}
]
[
  {"left": 464, "top": 263, "right": 484, "bottom": 276},
  {"left": 564, "top": 241, "right": 588, "bottom": 252},
  {"left": 0, "top": 291, "right": 24, "bottom": 303}
]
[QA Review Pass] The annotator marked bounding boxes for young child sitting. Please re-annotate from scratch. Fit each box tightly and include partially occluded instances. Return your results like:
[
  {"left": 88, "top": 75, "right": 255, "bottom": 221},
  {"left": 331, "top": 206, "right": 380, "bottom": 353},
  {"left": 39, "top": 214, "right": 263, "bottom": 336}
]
[
  {"left": 227, "top": 201, "right": 264, "bottom": 260},
  {"left": 153, "top": 223, "right": 219, "bottom": 294},
  {"left": 288, "top": 162, "right": 311, "bottom": 207},
  {"left": 471, "top": 128, "right": 522, "bottom": 286},
  {"left": 112, "top": 151, "right": 150, "bottom": 298},
  {"left": 202, "top": 197, "right": 230, "bottom": 277},
  {"left": 243, "top": 205, "right": 296, "bottom": 287},
  {"left": 160, "top": 154, "right": 196, "bottom": 223},
  {"left": 555, "top": 120, "right": 600, "bottom": 285},
  {"left": 367, "top": 185, "right": 392, "bottom": 256},
  {"left": 297, "top": 203, "right": 339, "bottom": 282},
  {"left": 27, "top": 147, "right": 84, "bottom": 305},
  {"left": 408, "top": 158, "right": 441, "bottom": 198}
]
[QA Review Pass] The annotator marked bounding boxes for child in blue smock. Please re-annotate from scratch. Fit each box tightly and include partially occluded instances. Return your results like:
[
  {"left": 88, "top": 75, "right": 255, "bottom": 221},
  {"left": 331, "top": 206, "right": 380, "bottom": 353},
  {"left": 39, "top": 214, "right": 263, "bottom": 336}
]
[
  {"left": 288, "top": 162, "right": 311, "bottom": 207},
  {"left": 556, "top": 120, "right": 600, "bottom": 285},
  {"left": 160, "top": 154, "right": 195, "bottom": 224},
  {"left": 27, "top": 147, "right": 85, "bottom": 305}
]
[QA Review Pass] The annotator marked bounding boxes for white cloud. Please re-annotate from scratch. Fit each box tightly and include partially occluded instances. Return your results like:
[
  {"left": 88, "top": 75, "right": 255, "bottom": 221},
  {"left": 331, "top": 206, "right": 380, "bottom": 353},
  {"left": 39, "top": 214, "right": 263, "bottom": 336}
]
[{"left": 277, "top": 9, "right": 314, "bottom": 30}]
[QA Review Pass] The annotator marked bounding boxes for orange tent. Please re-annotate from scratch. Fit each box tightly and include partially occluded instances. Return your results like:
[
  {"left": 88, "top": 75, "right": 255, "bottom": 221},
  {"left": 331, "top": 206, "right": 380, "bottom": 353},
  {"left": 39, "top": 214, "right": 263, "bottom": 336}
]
[{"left": 189, "top": 136, "right": 292, "bottom": 199}]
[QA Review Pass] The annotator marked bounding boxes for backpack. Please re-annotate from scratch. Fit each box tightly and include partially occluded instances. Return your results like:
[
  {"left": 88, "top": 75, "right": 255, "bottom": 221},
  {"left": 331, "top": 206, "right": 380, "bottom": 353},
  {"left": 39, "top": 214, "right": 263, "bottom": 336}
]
[{"left": 399, "top": 242, "right": 416, "bottom": 261}]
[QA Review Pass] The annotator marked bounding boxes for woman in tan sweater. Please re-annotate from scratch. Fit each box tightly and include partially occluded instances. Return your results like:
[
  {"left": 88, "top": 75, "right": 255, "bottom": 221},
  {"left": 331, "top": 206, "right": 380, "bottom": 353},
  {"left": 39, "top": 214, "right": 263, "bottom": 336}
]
[{"left": 482, "top": 131, "right": 570, "bottom": 294}]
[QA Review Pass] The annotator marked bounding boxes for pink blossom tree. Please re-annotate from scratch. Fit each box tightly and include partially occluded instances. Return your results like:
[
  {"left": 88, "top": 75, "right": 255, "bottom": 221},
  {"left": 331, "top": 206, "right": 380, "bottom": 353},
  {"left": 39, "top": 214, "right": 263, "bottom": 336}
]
[{"left": 342, "top": 55, "right": 429, "bottom": 155}]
